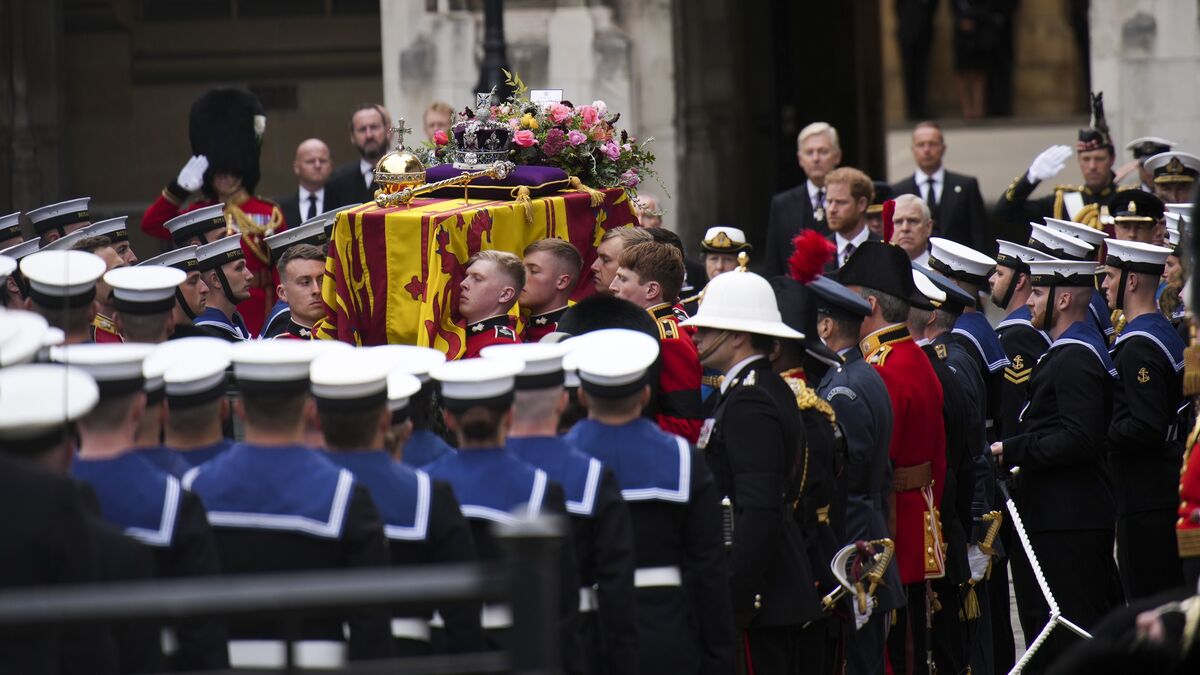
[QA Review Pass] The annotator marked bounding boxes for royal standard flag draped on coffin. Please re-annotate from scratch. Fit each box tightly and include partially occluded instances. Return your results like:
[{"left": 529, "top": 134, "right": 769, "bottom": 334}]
[{"left": 318, "top": 188, "right": 636, "bottom": 357}]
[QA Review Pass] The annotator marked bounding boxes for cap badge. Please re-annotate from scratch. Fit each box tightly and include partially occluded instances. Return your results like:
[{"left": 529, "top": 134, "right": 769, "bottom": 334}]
[
  {"left": 1166, "top": 157, "right": 1185, "bottom": 175},
  {"left": 708, "top": 231, "right": 733, "bottom": 249},
  {"left": 1128, "top": 201, "right": 1137, "bottom": 215}
]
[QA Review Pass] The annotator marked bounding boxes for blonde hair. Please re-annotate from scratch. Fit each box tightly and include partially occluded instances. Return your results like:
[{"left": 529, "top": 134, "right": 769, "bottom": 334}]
[
  {"left": 601, "top": 226, "right": 654, "bottom": 246},
  {"left": 797, "top": 122, "right": 840, "bottom": 152},
  {"left": 466, "top": 249, "right": 526, "bottom": 292},
  {"left": 425, "top": 101, "right": 453, "bottom": 119}
]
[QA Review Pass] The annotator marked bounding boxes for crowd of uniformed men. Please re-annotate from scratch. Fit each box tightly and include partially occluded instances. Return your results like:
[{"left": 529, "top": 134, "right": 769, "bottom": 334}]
[{"left": 3, "top": 87, "right": 1200, "bottom": 675}]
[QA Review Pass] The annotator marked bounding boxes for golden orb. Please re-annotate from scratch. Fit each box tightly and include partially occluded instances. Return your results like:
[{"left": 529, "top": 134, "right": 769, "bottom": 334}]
[{"left": 374, "top": 118, "right": 425, "bottom": 196}]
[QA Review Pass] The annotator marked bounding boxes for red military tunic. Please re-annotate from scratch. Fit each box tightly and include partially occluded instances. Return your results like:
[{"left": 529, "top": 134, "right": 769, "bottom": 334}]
[
  {"left": 861, "top": 324, "right": 947, "bottom": 585},
  {"left": 142, "top": 187, "right": 284, "bottom": 338},
  {"left": 462, "top": 314, "right": 519, "bottom": 359},
  {"left": 649, "top": 303, "right": 703, "bottom": 443},
  {"left": 91, "top": 314, "right": 122, "bottom": 343},
  {"left": 1178, "top": 417, "right": 1200, "bottom": 562},
  {"left": 522, "top": 305, "right": 569, "bottom": 343}
]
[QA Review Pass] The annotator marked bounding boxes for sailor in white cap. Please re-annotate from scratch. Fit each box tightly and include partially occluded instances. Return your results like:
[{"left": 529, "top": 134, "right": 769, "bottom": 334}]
[
  {"left": 991, "top": 258, "right": 1122, "bottom": 671},
  {"left": 104, "top": 266, "right": 187, "bottom": 344},
  {"left": 1143, "top": 151, "right": 1200, "bottom": 206},
  {"left": 482, "top": 342, "right": 638, "bottom": 674},
  {"left": 85, "top": 216, "right": 138, "bottom": 265},
  {"left": 194, "top": 233, "right": 253, "bottom": 341},
  {"left": 1099, "top": 239, "right": 1187, "bottom": 601},
  {"left": 183, "top": 339, "right": 390, "bottom": 668},
  {"left": 19, "top": 250, "right": 107, "bottom": 345},
  {"left": 1, "top": 237, "right": 41, "bottom": 310},
  {"left": 56, "top": 342, "right": 230, "bottom": 670},
  {"left": 162, "top": 203, "right": 229, "bottom": 248},
  {"left": 62, "top": 234, "right": 129, "bottom": 343},
  {"left": 989, "top": 240, "right": 1055, "bottom": 438},
  {"left": 564, "top": 329, "right": 733, "bottom": 674},
  {"left": 368, "top": 345, "right": 451, "bottom": 467},
  {"left": 155, "top": 338, "right": 235, "bottom": 469},
  {"left": 422, "top": 356, "right": 581, "bottom": 670},
  {"left": 1124, "top": 137, "right": 1176, "bottom": 193},
  {"left": 27, "top": 197, "right": 90, "bottom": 245},
  {"left": 0, "top": 211, "right": 21, "bottom": 249},
  {"left": 0, "top": 308, "right": 49, "bottom": 367},
  {"left": 38, "top": 227, "right": 90, "bottom": 253},
  {"left": 311, "top": 348, "right": 484, "bottom": 656},
  {"left": 680, "top": 257, "right": 826, "bottom": 673},
  {"left": 139, "top": 245, "right": 211, "bottom": 340},
  {"left": 262, "top": 221, "right": 329, "bottom": 338},
  {"left": 0, "top": 363, "right": 131, "bottom": 672},
  {"left": 1161, "top": 221, "right": 1187, "bottom": 327},
  {"left": 699, "top": 226, "right": 753, "bottom": 280},
  {"left": 1026, "top": 223, "right": 1116, "bottom": 344}
]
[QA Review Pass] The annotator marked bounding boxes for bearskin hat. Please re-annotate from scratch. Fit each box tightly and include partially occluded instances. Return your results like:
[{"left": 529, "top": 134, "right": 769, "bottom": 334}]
[{"left": 189, "top": 88, "right": 266, "bottom": 196}]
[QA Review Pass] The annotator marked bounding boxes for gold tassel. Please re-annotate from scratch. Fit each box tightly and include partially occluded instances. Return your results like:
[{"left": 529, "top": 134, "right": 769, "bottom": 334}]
[
  {"left": 514, "top": 185, "right": 534, "bottom": 225},
  {"left": 568, "top": 176, "right": 605, "bottom": 207},
  {"left": 960, "top": 584, "right": 981, "bottom": 621}
]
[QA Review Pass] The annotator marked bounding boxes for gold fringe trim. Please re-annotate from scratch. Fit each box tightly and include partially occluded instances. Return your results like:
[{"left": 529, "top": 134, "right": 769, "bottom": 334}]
[
  {"left": 960, "top": 584, "right": 981, "bottom": 621},
  {"left": 514, "top": 185, "right": 534, "bottom": 225},
  {"left": 568, "top": 176, "right": 605, "bottom": 207}
]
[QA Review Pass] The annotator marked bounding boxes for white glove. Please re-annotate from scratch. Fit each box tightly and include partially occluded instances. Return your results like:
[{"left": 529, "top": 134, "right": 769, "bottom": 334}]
[
  {"left": 853, "top": 595, "right": 876, "bottom": 631},
  {"left": 176, "top": 155, "right": 209, "bottom": 192},
  {"left": 967, "top": 544, "right": 991, "bottom": 583},
  {"left": 1027, "top": 144, "right": 1073, "bottom": 183}
]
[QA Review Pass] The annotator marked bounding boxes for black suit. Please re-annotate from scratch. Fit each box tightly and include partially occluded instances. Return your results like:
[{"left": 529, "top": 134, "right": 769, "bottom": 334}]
[
  {"left": 892, "top": 169, "right": 989, "bottom": 250},
  {"left": 765, "top": 182, "right": 828, "bottom": 277},
  {"left": 279, "top": 188, "right": 337, "bottom": 230},
  {"left": 326, "top": 161, "right": 376, "bottom": 208}
]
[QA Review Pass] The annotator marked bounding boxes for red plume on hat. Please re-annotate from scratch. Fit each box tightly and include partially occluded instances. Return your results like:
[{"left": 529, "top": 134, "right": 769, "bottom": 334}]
[
  {"left": 882, "top": 199, "right": 896, "bottom": 244},
  {"left": 788, "top": 229, "right": 834, "bottom": 284}
]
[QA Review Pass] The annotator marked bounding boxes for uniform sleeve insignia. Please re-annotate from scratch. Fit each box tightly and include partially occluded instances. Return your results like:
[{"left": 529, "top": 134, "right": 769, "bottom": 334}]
[
  {"left": 934, "top": 344, "right": 948, "bottom": 360},
  {"left": 496, "top": 326, "right": 517, "bottom": 340},
  {"left": 743, "top": 370, "right": 756, "bottom": 386},
  {"left": 1011, "top": 354, "right": 1024, "bottom": 371},
  {"left": 657, "top": 317, "right": 679, "bottom": 340},
  {"left": 1137, "top": 367, "right": 1151, "bottom": 384}
]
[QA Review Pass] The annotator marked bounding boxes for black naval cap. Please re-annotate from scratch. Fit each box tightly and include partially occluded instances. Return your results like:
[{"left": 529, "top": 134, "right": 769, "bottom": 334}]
[
  {"left": 1109, "top": 189, "right": 1165, "bottom": 226},
  {"left": 836, "top": 239, "right": 918, "bottom": 305}
]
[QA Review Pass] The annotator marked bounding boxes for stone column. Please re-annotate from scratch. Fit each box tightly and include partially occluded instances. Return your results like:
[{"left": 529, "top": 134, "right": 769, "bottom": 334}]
[{"left": 1090, "top": 0, "right": 1200, "bottom": 154}]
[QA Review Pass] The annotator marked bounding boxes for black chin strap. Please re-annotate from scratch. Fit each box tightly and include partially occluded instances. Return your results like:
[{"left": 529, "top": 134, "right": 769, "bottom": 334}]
[
  {"left": 995, "top": 271, "right": 1020, "bottom": 311},
  {"left": 214, "top": 267, "right": 240, "bottom": 307},
  {"left": 1043, "top": 284, "right": 1056, "bottom": 329},
  {"left": 1114, "top": 269, "right": 1129, "bottom": 311},
  {"left": 174, "top": 287, "right": 197, "bottom": 320}
]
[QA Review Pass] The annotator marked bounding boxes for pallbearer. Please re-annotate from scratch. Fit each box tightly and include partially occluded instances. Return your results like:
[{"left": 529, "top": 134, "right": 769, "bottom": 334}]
[{"left": 1101, "top": 239, "right": 1187, "bottom": 598}]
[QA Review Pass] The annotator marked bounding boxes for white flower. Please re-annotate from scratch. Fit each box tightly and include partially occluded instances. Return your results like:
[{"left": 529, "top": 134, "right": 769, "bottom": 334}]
[
  {"left": 591, "top": 100, "right": 608, "bottom": 118},
  {"left": 253, "top": 115, "right": 266, "bottom": 138}
]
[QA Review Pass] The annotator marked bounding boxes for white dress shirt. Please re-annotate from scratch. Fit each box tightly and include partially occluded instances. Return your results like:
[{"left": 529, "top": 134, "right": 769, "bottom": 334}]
[
  {"left": 913, "top": 249, "right": 930, "bottom": 267},
  {"left": 834, "top": 226, "right": 871, "bottom": 268},
  {"left": 807, "top": 179, "right": 824, "bottom": 212},
  {"left": 915, "top": 166, "right": 945, "bottom": 204},
  {"left": 360, "top": 159, "right": 374, "bottom": 188},
  {"left": 298, "top": 187, "right": 325, "bottom": 221}
]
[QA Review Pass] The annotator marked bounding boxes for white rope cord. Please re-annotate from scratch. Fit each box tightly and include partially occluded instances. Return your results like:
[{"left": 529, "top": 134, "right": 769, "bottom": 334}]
[{"left": 1003, "top": 484, "right": 1093, "bottom": 675}]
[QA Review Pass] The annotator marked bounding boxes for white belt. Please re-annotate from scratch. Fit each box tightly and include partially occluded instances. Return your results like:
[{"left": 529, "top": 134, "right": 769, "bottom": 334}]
[
  {"left": 391, "top": 617, "right": 431, "bottom": 642},
  {"left": 635, "top": 565, "right": 682, "bottom": 588},
  {"left": 430, "top": 604, "right": 513, "bottom": 630},
  {"left": 579, "top": 586, "right": 599, "bottom": 613},
  {"left": 228, "top": 639, "right": 347, "bottom": 669}
]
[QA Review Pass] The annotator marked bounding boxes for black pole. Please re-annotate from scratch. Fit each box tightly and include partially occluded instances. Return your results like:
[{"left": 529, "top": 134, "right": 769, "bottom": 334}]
[
  {"left": 475, "top": 0, "right": 514, "bottom": 101},
  {"left": 498, "top": 515, "right": 563, "bottom": 675}
]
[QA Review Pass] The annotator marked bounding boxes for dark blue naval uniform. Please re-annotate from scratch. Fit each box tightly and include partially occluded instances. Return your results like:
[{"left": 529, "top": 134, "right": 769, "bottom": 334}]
[
  {"left": 567, "top": 417, "right": 733, "bottom": 675},
  {"left": 1090, "top": 290, "right": 1116, "bottom": 344},
  {"left": 403, "top": 428, "right": 457, "bottom": 468},
  {"left": 507, "top": 435, "right": 638, "bottom": 675},
  {"left": 134, "top": 446, "right": 193, "bottom": 478},
  {"left": 173, "top": 438, "right": 235, "bottom": 468},
  {"left": 951, "top": 311, "right": 1010, "bottom": 438},
  {"left": 423, "top": 447, "right": 583, "bottom": 675},
  {"left": 261, "top": 299, "right": 291, "bottom": 339},
  {"left": 71, "top": 453, "right": 229, "bottom": 670},
  {"left": 194, "top": 306, "right": 250, "bottom": 342},
  {"left": 1107, "top": 312, "right": 1188, "bottom": 600},
  {"left": 324, "top": 450, "right": 485, "bottom": 656},
  {"left": 183, "top": 443, "right": 393, "bottom": 664}
]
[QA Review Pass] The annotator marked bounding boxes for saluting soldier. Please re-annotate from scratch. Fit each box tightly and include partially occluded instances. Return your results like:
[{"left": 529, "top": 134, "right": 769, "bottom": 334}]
[
  {"left": 484, "top": 342, "right": 638, "bottom": 675},
  {"left": 423, "top": 357, "right": 583, "bottom": 675},
  {"left": 991, "top": 259, "right": 1123, "bottom": 671},
  {"left": 565, "top": 329, "right": 734, "bottom": 675},
  {"left": 184, "top": 340, "right": 393, "bottom": 668},
  {"left": 312, "top": 348, "right": 485, "bottom": 657},
  {"left": 1101, "top": 239, "right": 1187, "bottom": 599},
  {"left": 838, "top": 240, "right": 947, "bottom": 675},
  {"left": 58, "top": 343, "right": 230, "bottom": 670},
  {"left": 681, "top": 261, "right": 823, "bottom": 673}
]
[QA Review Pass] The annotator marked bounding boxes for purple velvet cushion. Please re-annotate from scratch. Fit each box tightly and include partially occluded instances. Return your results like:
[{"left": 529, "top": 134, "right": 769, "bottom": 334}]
[{"left": 423, "top": 164, "right": 571, "bottom": 200}]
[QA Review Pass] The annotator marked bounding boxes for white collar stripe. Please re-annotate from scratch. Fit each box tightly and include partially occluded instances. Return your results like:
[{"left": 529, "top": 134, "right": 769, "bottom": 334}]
[
  {"left": 384, "top": 470, "right": 432, "bottom": 541},
  {"left": 125, "top": 476, "right": 181, "bottom": 547}
]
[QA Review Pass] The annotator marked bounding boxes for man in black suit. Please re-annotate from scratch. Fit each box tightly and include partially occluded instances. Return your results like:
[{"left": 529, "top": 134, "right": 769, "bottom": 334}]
[
  {"left": 824, "top": 167, "right": 882, "bottom": 274},
  {"left": 896, "top": 0, "right": 938, "bottom": 120},
  {"left": 278, "top": 138, "right": 335, "bottom": 229},
  {"left": 891, "top": 121, "right": 989, "bottom": 250},
  {"left": 764, "top": 122, "right": 842, "bottom": 276},
  {"left": 326, "top": 103, "right": 393, "bottom": 208}
]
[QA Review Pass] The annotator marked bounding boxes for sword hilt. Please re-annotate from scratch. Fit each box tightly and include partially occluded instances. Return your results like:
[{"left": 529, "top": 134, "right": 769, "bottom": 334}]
[{"left": 978, "top": 510, "right": 1003, "bottom": 557}]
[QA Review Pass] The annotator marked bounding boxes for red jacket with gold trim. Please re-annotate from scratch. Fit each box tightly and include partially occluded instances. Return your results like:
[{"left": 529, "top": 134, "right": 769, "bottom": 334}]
[{"left": 649, "top": 303, "right": 703, "bottom": 443}]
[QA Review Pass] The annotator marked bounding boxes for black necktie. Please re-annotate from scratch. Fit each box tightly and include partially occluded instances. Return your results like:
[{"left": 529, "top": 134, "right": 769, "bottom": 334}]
[
  {"left": 305, "top": 194, "right": 317, "bottom": 221},
  {"left": 815, "top": 189, "right": 826, "bottom": 221},
  {"left": 924, "top": 178, "right": 938, "bottom": 214}
]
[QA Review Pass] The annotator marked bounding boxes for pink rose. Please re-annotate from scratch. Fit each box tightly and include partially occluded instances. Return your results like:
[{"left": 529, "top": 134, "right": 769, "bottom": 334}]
[
  {"left": 579, "top": 105, "right": 599, "bottom": 127},
  {"left": 549, "top": 103, "right": 573, "bottom": 124},
  {"left": 513, "top": 129, "right": 538, "bottom": 148},
  {"left": 602, "top": 141, "right": 621, "bottom": 161},
  {"left": 567, "top": 130, "right": 588, "bottom": 146},
  {"left": 621, "top": 169, "right": 640, "bottom": 188},
  {"left": 433, "top": 129, "right": 449, "bottom": 146}
]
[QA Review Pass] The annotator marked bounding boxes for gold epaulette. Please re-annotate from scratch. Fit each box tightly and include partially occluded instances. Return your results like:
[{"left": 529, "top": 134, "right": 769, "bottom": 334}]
[
  {"left": 92, "top": 313, "right": 117, "bottom": 334},
  {"left": 656, "top": 316, "right": 678, "bottom": 340},
  {"left": 1053, "top": 184, "right": 1085, "bottom": 193},
  {"left": 866, "top": 344, "right": 892, "bottom": 366},
  {"left": 781, "top": 370, "right": 836, "bottom": 425}
]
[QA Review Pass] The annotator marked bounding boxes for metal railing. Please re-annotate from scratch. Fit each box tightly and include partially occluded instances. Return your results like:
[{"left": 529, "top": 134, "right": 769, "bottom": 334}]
[{"left": 0, "top": 516, "right": 564, "bottom": 675}]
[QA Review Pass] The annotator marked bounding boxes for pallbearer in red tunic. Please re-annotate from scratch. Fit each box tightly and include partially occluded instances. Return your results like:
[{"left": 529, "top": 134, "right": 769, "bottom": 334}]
[
  {"left": 610, "top": 241, "right": 703, "bottom": 443},
  {"left": 140, "top": 89, "right": 284, "bottom": 337},
  {"left": 838, "top": 240, "right": 946, "bottom": 675},
  {"left": 1179, "top": 418, "right": 1200, "bottom": 588},
  {"left": 519, "top": 239, "right": 581, "bottom": 343},
  {"left": 458, "top": 250, "right": 522, "bottom": 359}
]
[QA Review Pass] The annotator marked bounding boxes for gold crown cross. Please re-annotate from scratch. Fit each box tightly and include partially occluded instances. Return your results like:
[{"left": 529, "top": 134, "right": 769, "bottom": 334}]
[{"left": 390, "top": 118, "right": 413, "bottom": 150}]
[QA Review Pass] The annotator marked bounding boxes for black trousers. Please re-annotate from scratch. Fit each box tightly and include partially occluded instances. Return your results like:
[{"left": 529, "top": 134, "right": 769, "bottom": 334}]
[
  {"left": 887, "top": 582, "right": 931, "bottom": 675},
  {"left": 1117, "top": 508, "right": 1185, "bottom": 601},
  {"left": 846, "top": 610, "right": 889, "bottom": 675},
  {"left": 739, "top": 622, "right": 825, "bottom": 675},
  {"left": 988, "top": 516, "right": 1016, "bottom": 673},
  {"left": 1009, "top": 529, "right": 1122, "bottom": 674}
]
